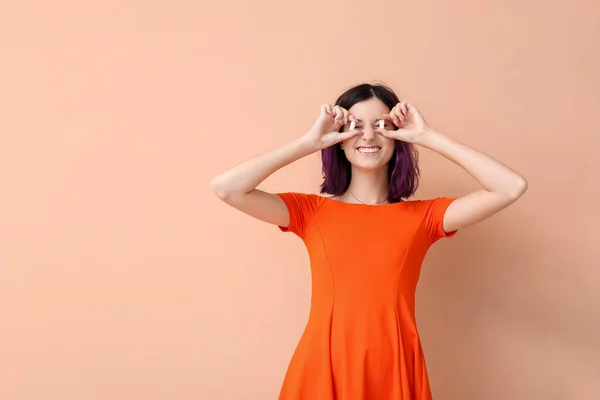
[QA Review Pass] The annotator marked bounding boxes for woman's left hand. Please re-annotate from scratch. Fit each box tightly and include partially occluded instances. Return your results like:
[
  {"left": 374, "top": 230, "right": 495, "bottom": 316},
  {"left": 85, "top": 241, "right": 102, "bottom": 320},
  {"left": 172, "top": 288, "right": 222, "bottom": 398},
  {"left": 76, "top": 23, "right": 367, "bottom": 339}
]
[{"left": 375, "top": 100, "right": 432, "bottom": 144}]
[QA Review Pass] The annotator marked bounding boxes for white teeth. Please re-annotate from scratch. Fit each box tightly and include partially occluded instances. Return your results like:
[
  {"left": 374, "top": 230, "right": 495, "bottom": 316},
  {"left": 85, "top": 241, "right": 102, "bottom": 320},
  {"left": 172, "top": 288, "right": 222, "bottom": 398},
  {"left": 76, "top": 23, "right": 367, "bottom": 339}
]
[{"left": 358, "top": 147, "right": 380, "bottom": 153}]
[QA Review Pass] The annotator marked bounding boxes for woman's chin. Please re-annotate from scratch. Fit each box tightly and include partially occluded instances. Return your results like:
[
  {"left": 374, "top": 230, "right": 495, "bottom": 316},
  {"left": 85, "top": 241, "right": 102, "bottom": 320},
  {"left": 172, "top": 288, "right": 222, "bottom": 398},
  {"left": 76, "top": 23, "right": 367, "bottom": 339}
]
[{"left": 348, "top": 158, "right": 390, "bottom": 171}]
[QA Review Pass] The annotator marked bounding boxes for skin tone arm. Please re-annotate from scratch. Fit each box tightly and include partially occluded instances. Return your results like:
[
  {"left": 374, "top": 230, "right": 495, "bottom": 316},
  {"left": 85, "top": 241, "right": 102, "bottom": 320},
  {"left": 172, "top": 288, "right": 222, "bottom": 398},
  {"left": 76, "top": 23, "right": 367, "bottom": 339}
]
[
  {"left": 376, "top": 101, "right": 528, "bottom": 233},
  {"left": 210, "top": 105, "right": 362, "bottom": 227}
]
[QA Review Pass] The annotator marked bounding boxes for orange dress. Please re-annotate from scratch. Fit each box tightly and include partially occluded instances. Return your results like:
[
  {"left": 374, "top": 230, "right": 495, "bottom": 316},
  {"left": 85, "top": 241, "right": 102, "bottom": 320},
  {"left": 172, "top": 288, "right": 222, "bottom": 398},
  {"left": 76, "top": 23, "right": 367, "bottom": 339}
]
[{"left": 276, "top": 193, "right": 458, "bottom": 400}]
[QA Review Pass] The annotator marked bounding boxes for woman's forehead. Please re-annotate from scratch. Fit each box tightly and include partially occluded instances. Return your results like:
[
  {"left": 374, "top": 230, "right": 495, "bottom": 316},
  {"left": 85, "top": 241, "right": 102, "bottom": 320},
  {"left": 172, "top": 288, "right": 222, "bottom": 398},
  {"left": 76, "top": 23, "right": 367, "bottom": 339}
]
[{"left": 348, "top": 98, "right": 390, "bottom": 119}]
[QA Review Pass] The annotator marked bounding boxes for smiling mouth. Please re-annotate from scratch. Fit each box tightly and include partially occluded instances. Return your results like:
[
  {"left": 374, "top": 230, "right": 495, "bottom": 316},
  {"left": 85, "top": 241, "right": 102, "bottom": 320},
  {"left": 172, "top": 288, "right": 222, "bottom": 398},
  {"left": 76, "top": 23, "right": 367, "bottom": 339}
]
[{"left": 357, "top": 146, "right": 381, "bottom": 154}]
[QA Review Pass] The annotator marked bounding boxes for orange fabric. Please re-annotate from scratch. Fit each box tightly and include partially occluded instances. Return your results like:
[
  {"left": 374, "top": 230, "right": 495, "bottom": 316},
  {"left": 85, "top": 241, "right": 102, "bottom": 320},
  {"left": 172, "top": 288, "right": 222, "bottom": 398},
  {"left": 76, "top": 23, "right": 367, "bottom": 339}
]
[{"left": 276, "top": 193, "right": 458, "bottom": 400}]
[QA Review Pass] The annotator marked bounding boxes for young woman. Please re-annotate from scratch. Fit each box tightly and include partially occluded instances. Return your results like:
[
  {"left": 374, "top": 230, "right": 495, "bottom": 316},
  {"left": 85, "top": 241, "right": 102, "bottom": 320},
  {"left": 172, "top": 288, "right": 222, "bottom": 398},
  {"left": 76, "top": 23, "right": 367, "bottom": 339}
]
[{"left": 211, "top": 83, "right": 528, "bottom": 400}]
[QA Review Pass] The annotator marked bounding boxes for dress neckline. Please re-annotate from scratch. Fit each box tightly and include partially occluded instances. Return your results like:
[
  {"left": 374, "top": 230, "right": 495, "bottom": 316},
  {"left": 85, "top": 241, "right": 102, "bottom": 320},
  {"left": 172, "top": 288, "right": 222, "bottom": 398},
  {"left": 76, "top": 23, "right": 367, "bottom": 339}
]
[{"left": 322, "top": 196, "right": 406, "bottom": 208}]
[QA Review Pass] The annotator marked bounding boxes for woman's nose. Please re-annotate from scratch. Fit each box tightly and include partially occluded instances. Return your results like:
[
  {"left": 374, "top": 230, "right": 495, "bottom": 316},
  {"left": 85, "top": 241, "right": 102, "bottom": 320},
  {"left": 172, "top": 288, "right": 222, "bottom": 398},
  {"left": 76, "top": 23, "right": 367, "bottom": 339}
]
[{"left": 361, "top": 126, "right": 376, "bottom": 140}]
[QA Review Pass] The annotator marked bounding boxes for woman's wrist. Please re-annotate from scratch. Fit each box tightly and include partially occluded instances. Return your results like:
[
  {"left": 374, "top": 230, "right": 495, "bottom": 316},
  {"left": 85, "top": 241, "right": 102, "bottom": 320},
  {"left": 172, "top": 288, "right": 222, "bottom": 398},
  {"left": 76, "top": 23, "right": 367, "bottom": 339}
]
[
  {"left": 414, "top": 128, "right": 449, "bottom": 149},
  {"left": 295, "top": 133, "right": 321, "bottom": 155}
]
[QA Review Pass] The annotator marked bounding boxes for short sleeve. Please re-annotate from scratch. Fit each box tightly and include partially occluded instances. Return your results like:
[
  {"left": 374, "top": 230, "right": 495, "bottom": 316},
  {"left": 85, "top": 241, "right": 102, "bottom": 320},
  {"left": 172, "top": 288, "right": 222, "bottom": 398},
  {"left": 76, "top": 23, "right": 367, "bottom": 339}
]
[
  {"left": 276, "top": 192, "right": 321, "bottom": 238},
  {"left": 422, "top": 197, "right": 458, "bottom": 243}
]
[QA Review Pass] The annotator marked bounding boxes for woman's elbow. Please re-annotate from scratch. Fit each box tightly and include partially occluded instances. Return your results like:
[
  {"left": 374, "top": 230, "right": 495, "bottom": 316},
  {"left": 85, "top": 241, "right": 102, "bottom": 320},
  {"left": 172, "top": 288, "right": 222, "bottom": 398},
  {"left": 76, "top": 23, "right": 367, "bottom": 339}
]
[
  {"left": 508, "top": 176, "right": 528, "bottom": 200},
  {"left": 210, "top": 175, "right": 231, "bottom": 200}
]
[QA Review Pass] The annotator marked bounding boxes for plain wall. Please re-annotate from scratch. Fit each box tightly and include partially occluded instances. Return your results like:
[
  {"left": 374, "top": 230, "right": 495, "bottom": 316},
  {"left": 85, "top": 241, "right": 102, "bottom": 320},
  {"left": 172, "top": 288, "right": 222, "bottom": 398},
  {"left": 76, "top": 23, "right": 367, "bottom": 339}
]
[{"left": 1, "top": 1, "right": 599, "bottom": 399}]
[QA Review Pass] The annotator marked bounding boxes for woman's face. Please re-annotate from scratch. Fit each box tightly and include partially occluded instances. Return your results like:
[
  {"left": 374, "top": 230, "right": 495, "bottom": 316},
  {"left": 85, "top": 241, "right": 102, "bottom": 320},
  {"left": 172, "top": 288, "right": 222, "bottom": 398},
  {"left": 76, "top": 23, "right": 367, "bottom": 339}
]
[{"left": 340, "top": 97, "right": 396, "bottom": 171}]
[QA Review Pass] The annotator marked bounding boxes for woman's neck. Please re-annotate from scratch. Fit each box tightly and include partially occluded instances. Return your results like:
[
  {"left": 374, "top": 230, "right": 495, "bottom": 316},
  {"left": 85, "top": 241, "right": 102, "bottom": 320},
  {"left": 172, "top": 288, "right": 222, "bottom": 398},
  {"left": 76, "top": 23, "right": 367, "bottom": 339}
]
[{"left": 344, "top": 167, "right": 389, "bottom": 205}]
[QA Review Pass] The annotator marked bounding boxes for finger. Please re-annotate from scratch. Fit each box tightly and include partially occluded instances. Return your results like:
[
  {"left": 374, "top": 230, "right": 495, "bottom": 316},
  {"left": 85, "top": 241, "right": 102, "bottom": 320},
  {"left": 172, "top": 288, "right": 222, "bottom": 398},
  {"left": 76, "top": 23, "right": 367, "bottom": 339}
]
[
  {"left": 400, "top": 102, "right": 413, "bottom": 125},
  {"left": 324, "top": 104, "right": 333, "bottom": 116},
  {"left": 399, "top": 101, "right": 409, "bottom": 116},
  {"left": 396, "top": 108, "right": 405, "bottom": 125},
  {"left": 338, "top": 129, "right": 363, "bottom": 141},
  {"left": 333, "top": 105, "right": 344, "bottom": 125},
  {"left": 342, "top": 109, "right": 350, "bottom": 125},
  {"left": 375, "top": 127, "right": 395, "bottom": 138},
  {"left": 377, "top": 113, "right": 394, "bottom": 121},
  {"left": 398, "top": 102, "right": 410, "bottom": 122},
  {"left": 389, "top": 106, "right": 401, "bottom": 126}
]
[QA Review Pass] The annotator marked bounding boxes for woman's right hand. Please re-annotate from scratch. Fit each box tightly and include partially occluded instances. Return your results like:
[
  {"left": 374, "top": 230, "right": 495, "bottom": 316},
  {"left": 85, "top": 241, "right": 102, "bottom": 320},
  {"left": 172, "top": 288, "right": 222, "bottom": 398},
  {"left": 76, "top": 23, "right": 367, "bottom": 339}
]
[
  {"left": 302, "top": 104, "right": 363, "bottom": 151},
  {"left": 212, "top": 103, "right": 362, "bottom": 229}
]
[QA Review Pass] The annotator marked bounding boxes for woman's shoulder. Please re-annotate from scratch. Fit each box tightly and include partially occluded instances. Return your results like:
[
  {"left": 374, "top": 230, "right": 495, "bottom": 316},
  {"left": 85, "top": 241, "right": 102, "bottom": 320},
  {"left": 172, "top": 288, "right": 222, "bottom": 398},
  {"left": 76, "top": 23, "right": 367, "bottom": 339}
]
[
  {"left": 277, "top": 191, "right": 326, "bottom": 201},
  {"left": 276, "top": 192, "right": 328, "bottom": 211},
  {"left": 404, "top": 196, "right": 456, "bottom": 205},
  {"left": 402, "top": 197, "right": 458, "bottom": 222}
]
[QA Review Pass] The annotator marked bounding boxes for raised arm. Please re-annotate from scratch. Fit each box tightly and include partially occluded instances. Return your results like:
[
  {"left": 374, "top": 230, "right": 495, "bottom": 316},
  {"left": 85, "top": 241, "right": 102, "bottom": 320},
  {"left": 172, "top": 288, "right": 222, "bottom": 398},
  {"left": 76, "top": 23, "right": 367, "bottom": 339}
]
[
  {"left": 376, "top": 100, "right": 528, "bottom": 233},
  {"left": 210, "top": 104, "right": 362, "bottom": 227},
  {"left": 418, "top": 129, "right": 528, "bottom": 233}
]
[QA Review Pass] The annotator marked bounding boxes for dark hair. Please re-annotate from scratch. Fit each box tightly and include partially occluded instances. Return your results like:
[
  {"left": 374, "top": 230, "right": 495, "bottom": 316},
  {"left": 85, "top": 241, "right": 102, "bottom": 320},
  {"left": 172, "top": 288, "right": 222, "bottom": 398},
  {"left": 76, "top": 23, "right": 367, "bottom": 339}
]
[{"left": 319, "top": 83, "right": 420, "bottom": 202}]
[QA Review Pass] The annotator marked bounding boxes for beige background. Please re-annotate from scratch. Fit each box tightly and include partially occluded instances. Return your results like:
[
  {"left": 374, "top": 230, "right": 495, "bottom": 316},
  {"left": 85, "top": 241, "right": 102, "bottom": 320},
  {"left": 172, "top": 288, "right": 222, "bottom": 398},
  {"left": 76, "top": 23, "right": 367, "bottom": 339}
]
[{"left": 1, "top": 1, "right": 599, "bottom": 399}]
